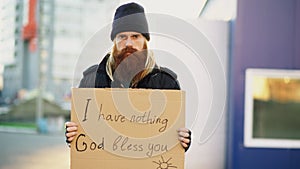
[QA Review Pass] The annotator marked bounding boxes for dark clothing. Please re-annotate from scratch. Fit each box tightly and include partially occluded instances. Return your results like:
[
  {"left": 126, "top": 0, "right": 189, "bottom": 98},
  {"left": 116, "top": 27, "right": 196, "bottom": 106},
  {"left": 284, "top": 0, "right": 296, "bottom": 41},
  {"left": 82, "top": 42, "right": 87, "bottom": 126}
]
[{"left": 79, "top": 54, "right": 180, "bottom": 90}]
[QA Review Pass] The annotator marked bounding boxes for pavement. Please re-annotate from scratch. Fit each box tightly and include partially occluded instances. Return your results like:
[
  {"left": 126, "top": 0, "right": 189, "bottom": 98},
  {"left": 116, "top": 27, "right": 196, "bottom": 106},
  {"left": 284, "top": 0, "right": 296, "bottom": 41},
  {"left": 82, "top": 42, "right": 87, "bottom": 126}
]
[{"left": 0, "top": 131, "right": 70, "bottom": 169}]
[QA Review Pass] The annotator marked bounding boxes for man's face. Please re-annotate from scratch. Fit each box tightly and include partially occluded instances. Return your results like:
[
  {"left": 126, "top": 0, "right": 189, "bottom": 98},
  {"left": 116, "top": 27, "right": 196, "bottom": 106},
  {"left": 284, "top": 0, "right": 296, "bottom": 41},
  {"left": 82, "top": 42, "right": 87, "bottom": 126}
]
[
  {"left": 113, "top": 31, "right": 147, "bottom": 67},
  {"left": 115, "top": 31, "right": 145, "bottom": 50},
  {"left": 113, "top": 31, "right": 147, "bottom": 84},
  {"left": 115, "top": 31, "right": 145, "bottom": 54}
]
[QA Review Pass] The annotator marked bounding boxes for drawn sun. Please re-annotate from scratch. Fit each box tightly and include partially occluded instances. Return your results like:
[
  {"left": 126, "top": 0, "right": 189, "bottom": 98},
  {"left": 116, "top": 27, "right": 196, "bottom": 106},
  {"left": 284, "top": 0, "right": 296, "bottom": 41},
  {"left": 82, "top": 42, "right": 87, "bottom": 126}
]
[{"left": 153, "top": 156, "right": 177, "bottom": 169}]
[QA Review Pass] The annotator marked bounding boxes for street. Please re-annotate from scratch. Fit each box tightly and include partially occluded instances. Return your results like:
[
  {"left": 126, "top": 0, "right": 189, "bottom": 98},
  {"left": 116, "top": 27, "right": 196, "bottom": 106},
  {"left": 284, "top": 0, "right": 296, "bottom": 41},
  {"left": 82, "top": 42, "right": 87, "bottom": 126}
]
[{"left": 0, "top": 132, "right": 69, "bottom": 169}]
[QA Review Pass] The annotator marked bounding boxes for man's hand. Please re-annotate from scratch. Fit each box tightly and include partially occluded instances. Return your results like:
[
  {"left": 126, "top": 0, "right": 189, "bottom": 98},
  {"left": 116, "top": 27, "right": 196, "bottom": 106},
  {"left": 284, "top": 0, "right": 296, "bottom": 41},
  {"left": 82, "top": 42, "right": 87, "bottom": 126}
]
[
  {"left": 65, "top": 121, "right": 78, "bottom": 144},
  {"left": 177, "top": 128, "right": 191, "bottom": 151}
]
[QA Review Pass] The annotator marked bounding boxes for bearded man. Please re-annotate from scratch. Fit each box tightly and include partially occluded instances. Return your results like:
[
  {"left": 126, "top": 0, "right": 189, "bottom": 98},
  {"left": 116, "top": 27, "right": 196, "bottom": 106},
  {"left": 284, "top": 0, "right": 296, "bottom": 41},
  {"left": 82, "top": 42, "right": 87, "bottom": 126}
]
[{"left": 65, "top": 2, "right": 191, "bottom": 151}]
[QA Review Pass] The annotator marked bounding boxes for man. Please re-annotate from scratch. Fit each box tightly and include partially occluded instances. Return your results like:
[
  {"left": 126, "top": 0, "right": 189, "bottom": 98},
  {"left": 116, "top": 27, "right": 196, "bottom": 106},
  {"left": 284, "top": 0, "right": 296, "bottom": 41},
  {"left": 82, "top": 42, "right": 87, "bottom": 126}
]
[{"left": 65, "top": 2, "right": 191, "bottom": 151}]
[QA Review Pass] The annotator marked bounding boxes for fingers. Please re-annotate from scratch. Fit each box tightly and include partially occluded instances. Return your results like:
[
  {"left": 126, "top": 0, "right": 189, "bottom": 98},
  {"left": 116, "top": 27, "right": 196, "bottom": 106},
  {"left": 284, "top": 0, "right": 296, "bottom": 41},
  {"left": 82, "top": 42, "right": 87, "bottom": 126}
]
[
  {"left": 65, "top": 121, "right": 78, "bottom": 128},
  {"left": 180, "top": 142, "right": 188, "bottom": 148},
  {"left": 177, "top": 127, "right": 189, "bottom": 132},
  {"left": 66, "top": 131, "right": 77, "bottom": 142},
  {"left": 65, "top": 121, "right": 78, "bottom": 143},
  {"left": 66, "top": 126, "right": 78, "bottom": 133},
  {"left": 178, "top": 136, "right": 190, "bottom": 148},
  {"left": 177, "top": 127, "right": 191, "bottom": 149},
  {"left": 178, "top": 136, "right": 190, "bottom": 144},
  {"left": 178, "top": 131, "right": 190, "bottom": 138},
  {"left": 177, "top": 127, "right": 190, "bottom": 138},
  {"left": 65, "top": 122, "right": 78, "bottom": 132}
]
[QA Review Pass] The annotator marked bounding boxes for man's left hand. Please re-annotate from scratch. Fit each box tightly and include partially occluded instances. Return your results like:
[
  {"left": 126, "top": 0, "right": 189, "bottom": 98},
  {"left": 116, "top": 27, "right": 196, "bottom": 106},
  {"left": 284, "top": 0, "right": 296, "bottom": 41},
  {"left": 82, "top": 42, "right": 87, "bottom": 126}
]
[{"left": 177, "top": 128, "right": 191, "bottom": 151}]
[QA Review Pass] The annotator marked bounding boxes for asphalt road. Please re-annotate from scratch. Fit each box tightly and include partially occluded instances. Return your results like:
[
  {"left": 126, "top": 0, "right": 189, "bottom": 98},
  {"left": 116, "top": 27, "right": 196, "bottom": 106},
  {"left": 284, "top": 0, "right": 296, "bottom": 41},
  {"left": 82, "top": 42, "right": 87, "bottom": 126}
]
[{"left": 0, "top": 132, "right": 70, "bottom": 169}]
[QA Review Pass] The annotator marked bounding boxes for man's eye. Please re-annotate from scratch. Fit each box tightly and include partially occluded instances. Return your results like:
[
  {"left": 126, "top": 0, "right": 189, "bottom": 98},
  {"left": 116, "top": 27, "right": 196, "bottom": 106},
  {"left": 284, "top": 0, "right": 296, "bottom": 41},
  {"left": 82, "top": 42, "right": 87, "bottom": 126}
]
[
  {"left": 118, "top": 35, "right": 127, "bottom": 39},
  {"left": 132, "top": 34, "right": 140, "bottom": 39}
]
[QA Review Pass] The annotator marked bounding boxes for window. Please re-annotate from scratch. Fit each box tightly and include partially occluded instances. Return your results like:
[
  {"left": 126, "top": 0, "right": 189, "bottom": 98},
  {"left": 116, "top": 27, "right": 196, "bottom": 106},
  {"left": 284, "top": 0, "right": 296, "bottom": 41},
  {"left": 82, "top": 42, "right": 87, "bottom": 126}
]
[{"left": 244, "top": 68, "right": 300, "bottom": 148}]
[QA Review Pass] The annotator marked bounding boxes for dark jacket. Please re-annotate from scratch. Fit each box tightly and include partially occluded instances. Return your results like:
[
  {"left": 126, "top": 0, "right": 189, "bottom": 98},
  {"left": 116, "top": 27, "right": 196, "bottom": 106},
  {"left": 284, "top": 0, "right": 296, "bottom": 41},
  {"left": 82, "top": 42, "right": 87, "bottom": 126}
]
[{"left": 79, "top": 54, "right": 180, "bottom": 89}]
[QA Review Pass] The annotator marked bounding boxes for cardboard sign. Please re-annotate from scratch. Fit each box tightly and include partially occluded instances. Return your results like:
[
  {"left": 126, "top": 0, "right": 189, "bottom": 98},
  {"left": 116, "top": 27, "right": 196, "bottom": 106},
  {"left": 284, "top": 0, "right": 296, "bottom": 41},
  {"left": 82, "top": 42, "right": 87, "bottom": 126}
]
[{"left": 71, "top": 88, "right": 185, "bottom": 169}]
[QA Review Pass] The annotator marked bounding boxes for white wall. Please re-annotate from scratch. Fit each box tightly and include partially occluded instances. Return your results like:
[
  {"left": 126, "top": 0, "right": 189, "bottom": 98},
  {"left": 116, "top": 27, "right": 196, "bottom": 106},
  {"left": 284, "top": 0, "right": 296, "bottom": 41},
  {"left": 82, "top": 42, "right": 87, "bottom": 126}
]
[
  {"left": 185, "top": 20, "right": 228, "bottom": 169},
  {"left": 150, "top": 18, "right": 229, "bottom": 169}
]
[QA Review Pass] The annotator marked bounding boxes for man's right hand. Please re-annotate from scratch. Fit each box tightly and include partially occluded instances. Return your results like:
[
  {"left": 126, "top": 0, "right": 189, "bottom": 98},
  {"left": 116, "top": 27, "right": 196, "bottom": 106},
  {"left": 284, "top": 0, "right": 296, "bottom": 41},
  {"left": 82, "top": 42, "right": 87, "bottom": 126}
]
[{"left": 65, "top": 121, "right": 78, "bottom": 144}]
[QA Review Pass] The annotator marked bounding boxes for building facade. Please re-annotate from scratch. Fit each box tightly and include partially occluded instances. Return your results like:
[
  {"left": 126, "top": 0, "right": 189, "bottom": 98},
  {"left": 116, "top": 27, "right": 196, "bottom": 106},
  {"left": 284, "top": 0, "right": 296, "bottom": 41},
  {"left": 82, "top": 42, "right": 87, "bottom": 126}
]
[{"left": 0, "top": 0, "right": 117, "bottom": 106}]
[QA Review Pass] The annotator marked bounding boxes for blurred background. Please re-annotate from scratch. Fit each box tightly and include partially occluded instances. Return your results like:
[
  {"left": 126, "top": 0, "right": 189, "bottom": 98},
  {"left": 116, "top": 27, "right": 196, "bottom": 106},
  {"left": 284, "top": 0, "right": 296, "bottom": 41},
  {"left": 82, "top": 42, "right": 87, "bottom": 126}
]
[{"left": 0, "top": 0, "right": 299, "bottom": 169}]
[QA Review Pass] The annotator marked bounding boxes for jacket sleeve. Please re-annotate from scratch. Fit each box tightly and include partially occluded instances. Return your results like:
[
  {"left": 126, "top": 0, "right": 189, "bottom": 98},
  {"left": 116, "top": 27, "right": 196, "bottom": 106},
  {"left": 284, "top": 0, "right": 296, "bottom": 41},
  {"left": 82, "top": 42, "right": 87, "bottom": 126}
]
[
  {"left": 159, "top": 67, "right": 181, "bottom": 90},
  {"left": 78, "top": 65, "right": 98, "bottom": 88},
  {"left": 159, "top": 72, "right": 181, "bottom": 90}
]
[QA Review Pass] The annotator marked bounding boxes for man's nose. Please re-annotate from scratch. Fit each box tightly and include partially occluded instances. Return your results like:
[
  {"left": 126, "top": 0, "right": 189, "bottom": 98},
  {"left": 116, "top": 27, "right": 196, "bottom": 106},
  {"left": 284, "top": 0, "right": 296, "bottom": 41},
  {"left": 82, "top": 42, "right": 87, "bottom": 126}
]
[{"left": 125, "top": 38, "right": 133, "bottom": 47}]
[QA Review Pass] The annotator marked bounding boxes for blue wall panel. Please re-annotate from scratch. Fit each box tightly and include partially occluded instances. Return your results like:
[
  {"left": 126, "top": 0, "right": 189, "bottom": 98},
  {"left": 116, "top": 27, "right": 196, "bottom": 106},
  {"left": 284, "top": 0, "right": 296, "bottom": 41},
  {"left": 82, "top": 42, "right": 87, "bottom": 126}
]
[{"left": 227, "top": 0, "right": 300, "bottom": 169}]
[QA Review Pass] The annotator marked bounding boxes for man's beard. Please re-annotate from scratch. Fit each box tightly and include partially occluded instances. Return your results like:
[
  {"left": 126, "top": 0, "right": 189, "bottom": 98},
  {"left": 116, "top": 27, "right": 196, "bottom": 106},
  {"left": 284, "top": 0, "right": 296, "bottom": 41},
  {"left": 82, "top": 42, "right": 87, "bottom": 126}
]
[
  {"left": 112, "top": 46, "right": 148, "bottom": 87},
  {"left": 114, "top": 46, "right": 138, "bottom": 64}
]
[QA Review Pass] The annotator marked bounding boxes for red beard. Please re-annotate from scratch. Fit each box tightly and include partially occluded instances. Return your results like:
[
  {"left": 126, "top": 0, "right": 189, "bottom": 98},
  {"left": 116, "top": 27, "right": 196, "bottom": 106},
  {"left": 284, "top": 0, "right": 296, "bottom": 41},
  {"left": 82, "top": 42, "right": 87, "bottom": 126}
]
[
  {"left": 113, "top": 47, "right": 148, "bottom": 87},
  {"left": 115, "top": 47, "right": 138, "bottom": 64}
]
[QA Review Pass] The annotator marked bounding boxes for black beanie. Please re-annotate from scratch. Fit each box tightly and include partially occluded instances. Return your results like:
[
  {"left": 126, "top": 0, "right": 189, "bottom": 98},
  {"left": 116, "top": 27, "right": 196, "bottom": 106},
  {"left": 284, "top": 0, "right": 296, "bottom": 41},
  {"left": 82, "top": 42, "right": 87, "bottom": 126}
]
[{"left": 110, "top": 2, "right": 150, "bottom": 41}]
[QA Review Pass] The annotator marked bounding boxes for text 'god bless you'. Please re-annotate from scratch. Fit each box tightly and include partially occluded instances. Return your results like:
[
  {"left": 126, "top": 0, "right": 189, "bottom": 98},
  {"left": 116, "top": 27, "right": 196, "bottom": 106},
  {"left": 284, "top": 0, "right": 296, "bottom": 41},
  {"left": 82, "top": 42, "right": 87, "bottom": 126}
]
[{"left": 82, "top": 98, "right": 168, "bottom": 132}]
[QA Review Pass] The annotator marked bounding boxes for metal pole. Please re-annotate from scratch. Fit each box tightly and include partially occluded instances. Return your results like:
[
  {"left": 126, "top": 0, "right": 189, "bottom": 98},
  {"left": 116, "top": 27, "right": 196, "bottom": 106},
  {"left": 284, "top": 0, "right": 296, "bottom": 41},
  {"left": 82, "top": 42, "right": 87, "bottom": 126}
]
[{"left": 36, "top": 0, "right": 44, "bottom": 132}]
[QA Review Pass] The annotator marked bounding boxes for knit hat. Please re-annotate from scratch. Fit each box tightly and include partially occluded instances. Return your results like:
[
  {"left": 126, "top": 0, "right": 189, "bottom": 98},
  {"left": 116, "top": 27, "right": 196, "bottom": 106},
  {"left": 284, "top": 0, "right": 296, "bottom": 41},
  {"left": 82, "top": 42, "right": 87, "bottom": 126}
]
[{"left": 110, "top": 2, "right": 150, "bottom": 41}]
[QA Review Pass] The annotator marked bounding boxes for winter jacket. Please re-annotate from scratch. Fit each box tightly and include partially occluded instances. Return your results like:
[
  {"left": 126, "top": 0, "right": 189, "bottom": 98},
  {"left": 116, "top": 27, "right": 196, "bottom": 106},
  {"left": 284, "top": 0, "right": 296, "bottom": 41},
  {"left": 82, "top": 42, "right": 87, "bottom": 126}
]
[{"left": 79, "top": 54, "right": 180, "bottom": 89}]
